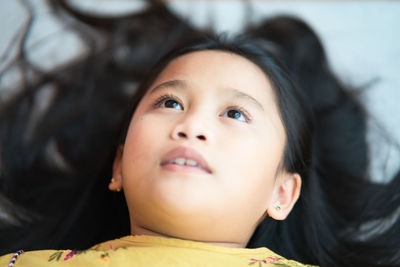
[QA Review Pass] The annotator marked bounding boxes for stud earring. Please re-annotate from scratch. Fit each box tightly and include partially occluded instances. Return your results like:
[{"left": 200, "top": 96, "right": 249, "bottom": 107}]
[
  {"left": 110, "top": 177, "right": 121, "bottom": 192},
  {"left": 275, "top": 204, "right": 281, "bottom": 212}
]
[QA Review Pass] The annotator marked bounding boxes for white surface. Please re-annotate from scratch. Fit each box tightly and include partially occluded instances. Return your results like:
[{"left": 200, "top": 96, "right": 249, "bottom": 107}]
[{"left": 1, "top": 0, "right": 399, "bottom": 181}]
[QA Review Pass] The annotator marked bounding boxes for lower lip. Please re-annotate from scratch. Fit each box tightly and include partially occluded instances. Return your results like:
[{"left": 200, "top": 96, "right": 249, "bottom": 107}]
[{"left": 161, "top": 163, "right": 210, "bottom": 174}]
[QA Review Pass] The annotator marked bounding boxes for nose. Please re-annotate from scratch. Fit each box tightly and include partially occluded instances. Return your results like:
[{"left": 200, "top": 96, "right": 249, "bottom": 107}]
[{"left": 170, "top": 113, "right": 211, "bottom": 143}]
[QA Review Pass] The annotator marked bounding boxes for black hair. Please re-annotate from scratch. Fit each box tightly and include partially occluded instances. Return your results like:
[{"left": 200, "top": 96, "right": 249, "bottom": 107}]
[
  {"left": 0, "top": 0, "right": 201, "bottom": 253},
  {"left": 245, "top": 16, "right": 400, "bottom": 266},
  {"left": 1, "top": 1, "right": 399, "bottom": 266}
]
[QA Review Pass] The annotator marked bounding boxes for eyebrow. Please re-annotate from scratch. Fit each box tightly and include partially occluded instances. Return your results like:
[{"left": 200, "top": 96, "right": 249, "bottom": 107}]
[
  {"left": 149, "top": 79, "right": 187, "bottom": 95},
  {"left": 228, "top": 88, "right": 264, "bottom": 111},
  {"left": 149, "top": 79, "right": 264, "bottom": 111}
]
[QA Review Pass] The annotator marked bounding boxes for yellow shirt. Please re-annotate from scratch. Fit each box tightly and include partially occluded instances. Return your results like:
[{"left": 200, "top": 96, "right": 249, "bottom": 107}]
[{"left": 0, "top": 235, "right": 315, "bottom": 266}]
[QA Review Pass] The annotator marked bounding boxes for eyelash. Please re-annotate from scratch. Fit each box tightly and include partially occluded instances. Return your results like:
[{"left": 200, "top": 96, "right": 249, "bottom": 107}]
[
  {"left": 152, "top": 94, "right": 252, "bottom": 123},
  {"left": 223, "top": 106, "right": 252, "bottom": 123},
  {"left": 153, "top": 94, "right": 183, "bottom": 109}
]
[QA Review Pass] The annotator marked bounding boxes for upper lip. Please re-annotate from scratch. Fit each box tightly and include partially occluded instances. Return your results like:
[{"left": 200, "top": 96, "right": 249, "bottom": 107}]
[{"left": 160, "top": 146, "right": 212, "bottom": 174}]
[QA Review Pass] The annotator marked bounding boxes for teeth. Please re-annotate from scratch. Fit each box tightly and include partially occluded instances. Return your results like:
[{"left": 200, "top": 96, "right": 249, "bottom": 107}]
[
  {"left": 170, "top": 158, "right": 199, "bottom": 167},
  {"left": 175, "top": 158, "right": 186, "bottom": 165},
  {"left": 186, "top": 160, "right": 197, "bottom": 166}
]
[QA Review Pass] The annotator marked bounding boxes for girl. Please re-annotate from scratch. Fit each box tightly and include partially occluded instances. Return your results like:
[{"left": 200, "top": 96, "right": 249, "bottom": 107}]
[
  {"left": 1, "top": 1, "right": 399, "bottom": 266},
  {"left": 0, "top": 30, "right": 314, "bottom": 267}
]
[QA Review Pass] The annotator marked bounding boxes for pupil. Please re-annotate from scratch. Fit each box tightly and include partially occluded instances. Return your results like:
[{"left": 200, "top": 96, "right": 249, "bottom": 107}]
[
  {"left": 228, "top": 110, "right": 240, "bottom": 119},
  {"left": 165, "top": 100, "right": 178, "bottom": 108}
]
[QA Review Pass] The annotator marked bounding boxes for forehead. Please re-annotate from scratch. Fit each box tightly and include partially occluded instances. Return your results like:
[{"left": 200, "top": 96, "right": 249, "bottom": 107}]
[{"left": 151, "top": 50, "right": 276, "bottom": 102}]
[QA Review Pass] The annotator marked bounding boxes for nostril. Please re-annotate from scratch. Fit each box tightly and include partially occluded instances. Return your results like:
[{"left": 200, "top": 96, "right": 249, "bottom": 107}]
[
  {"left": 178, "top": 132, "right": 187, "bottom": 138},
  {"left": 197, "top": 135, "right": 206, "bottom": 141}
]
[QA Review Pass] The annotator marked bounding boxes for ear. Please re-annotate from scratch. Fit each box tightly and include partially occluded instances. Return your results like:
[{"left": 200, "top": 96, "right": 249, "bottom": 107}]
[
  {"left": 109, "top": 145, "right": 124, "bottom": 192},
  {"left": 267, "top": 172, "right": 301, "bottom": 220}
]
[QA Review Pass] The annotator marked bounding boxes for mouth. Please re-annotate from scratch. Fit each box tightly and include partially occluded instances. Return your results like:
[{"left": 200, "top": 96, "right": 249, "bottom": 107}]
[{"left": 160, "top": 147, "right": 212, "bottom": 174}]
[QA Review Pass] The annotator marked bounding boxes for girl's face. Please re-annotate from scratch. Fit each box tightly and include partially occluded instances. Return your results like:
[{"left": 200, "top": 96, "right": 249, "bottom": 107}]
[{"left": 112, "top": 50, "right": 301, "bottom": 247}]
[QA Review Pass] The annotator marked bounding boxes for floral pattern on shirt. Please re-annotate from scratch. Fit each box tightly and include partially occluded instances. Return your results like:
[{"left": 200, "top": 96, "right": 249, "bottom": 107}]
[
  {"left": 249, "top": 256, "right": 286, "bottom": 266},
  {"left": 48, "top": 247, "right": 126, "bottom": 263},
  {"left": 249, "top": 256, "right": 313, "bottom": 267}
]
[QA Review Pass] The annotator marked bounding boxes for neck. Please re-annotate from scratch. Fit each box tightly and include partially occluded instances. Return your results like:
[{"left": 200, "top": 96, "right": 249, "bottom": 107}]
[{"left": 131, "top": 225, "right": 245, "bottom": 248}]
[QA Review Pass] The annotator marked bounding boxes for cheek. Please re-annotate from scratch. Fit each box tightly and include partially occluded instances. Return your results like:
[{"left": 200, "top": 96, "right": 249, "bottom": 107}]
[
  {"left": 125, "top": 116, "right": 152, "bottom": 157},
  {"left": 220, "top": 128, "right": 282, "bottom": 179},
  {"left": 121, "top": 114, "right": 164, "bottom": 185},
  {"left": 218, "top": 129, "right": 283, "bottom": 211}
]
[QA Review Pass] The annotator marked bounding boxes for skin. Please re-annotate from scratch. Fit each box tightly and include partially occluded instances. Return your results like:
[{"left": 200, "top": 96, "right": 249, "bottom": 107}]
[{"left": 110, "top": 50, "right": 301, "bottom": 248}]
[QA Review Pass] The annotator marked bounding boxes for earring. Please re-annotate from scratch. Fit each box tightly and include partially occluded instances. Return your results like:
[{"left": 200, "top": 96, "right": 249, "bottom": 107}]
[
  {"left": 275, "top": 205, "right": 281, "bottom": 212},
  {"left": 110, "top": 177, "right": 122, "bottom": 192}
]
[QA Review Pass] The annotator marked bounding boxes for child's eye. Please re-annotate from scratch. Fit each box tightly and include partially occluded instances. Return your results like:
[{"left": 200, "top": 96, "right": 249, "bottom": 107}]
[
  {"left": 221, "top": 107, "right": 251, "bottom": 123},
  {"left": 154, "top": 95, "right": 183, "bottom": 110}
]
